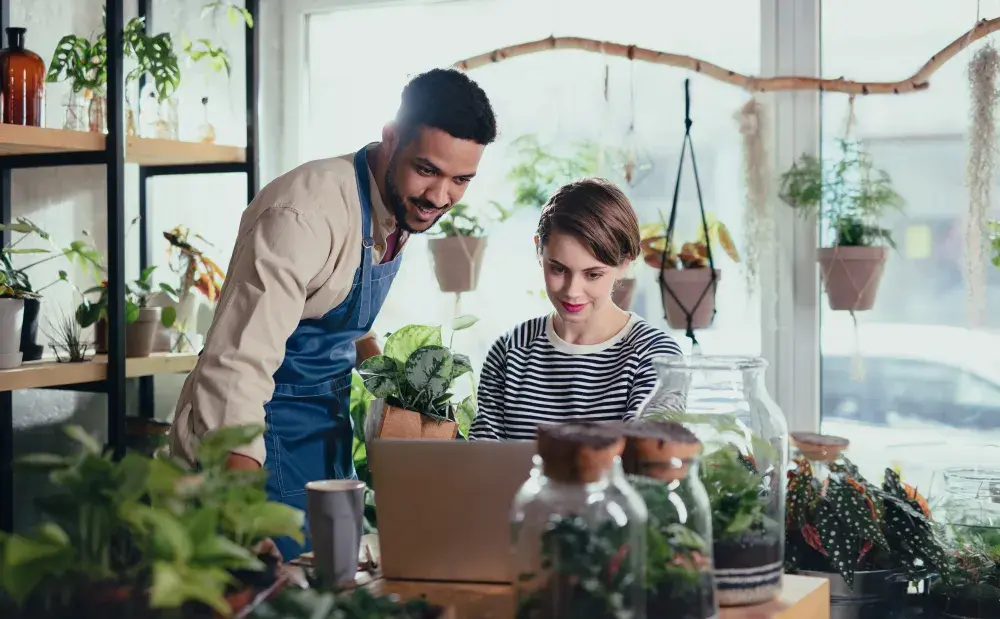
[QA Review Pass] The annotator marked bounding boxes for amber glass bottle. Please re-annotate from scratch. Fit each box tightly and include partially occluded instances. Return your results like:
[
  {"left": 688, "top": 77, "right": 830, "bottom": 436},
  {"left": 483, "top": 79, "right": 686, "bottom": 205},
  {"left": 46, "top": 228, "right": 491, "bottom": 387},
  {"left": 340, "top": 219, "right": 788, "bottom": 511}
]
[{"left": 0, "top": 27, "right": 45, "bottom": 126}]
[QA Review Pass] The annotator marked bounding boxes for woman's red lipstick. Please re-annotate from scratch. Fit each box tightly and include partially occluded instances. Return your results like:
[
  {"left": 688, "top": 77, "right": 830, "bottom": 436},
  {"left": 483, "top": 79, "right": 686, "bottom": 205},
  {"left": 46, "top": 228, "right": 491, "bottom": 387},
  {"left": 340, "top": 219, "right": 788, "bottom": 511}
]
[{"left": 561, "top": 301, "right": 585, "bottom": 313}]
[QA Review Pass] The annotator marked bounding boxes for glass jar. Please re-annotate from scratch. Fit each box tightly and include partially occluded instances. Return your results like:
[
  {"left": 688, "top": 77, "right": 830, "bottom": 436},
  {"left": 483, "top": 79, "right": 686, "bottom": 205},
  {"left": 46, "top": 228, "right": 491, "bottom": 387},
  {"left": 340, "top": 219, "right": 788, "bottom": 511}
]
[
  {"left": 637, "top": 355, "right": 788, "bottom": 606},
  {"left": 622, "top": 420, "right": 717, "bottom": 619},
  {"left": 0, "top": 27, "right": 45, "bottom": 126},
  {"left": 510, "top": 423, "right": 647, "bottom": 619}
]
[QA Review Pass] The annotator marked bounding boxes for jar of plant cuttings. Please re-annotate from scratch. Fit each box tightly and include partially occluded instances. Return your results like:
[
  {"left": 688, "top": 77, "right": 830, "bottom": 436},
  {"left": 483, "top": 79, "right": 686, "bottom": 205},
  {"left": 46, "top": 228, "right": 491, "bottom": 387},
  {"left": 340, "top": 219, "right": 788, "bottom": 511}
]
[
  {"left": 621, "top": 419, "right": 718, "bottom": 619},
  {"left": 510, "top": 422, "right": 647, "bottom": 619}
]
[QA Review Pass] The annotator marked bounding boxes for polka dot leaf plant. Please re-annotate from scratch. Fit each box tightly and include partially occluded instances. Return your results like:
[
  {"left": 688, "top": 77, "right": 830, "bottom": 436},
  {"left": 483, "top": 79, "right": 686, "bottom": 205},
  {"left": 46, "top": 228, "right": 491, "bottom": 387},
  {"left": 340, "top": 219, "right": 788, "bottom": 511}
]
[{"left": 785, "top": 455, "right": 949, "bottom": 587}]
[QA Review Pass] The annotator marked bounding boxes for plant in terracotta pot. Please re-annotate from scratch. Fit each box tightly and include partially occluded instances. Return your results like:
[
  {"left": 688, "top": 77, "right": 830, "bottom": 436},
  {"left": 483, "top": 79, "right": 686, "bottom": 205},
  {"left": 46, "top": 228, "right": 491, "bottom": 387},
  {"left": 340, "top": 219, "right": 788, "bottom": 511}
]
[
  {"left": 784, "top": 433, "right": 948, "bottom": 616},
  {"left": 639, "top": 215, "right": 740, "bottom": 331},
  {"left": 428, "top": 202, "right": 513, "bottom": 294},
  {"left": 779, "top": 139, "right": 904, "bottom": 312},
  {"left": 359, "top": 315, "right": 479, "bottom": 441},
  {"left": 0, "top": 423, "right": 304, "bottom": 618}
]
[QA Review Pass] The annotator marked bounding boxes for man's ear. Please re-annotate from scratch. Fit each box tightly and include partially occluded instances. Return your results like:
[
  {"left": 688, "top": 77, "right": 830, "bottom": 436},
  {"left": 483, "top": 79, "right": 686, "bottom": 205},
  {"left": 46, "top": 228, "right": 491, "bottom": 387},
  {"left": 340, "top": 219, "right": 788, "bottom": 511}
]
[{"left": 382, "top": 123, "right": 398, "bottom": 152}]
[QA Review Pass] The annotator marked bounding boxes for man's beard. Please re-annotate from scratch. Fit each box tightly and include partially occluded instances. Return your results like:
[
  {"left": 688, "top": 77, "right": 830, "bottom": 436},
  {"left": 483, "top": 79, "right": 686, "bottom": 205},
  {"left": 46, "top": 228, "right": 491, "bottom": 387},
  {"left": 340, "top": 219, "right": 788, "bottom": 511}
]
[{"left": 385, "top": 157, "right": 446, "bottom": 234}]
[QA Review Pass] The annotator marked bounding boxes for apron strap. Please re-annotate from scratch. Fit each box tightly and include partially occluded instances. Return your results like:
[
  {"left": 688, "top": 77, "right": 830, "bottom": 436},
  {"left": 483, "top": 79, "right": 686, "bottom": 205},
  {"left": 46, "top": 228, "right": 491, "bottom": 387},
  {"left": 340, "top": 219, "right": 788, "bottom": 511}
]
[{"left": 354, "top": 146, "right": 376, "bottom": 327}]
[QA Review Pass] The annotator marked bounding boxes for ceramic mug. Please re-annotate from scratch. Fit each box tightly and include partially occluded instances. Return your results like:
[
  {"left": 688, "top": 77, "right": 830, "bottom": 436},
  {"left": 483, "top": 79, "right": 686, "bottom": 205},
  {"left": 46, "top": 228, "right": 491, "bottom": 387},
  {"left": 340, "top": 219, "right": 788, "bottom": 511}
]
[{"left": 305, "top": 479, "right": 366, "bottom": 586}]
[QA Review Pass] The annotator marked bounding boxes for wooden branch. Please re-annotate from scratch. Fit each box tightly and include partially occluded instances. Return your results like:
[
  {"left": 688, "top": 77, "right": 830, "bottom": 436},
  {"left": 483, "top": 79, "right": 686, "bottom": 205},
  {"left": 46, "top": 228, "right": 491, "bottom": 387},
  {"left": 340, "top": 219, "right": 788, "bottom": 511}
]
[{"left": 453, "top": 17, "right": 1000, "bottom": 95}]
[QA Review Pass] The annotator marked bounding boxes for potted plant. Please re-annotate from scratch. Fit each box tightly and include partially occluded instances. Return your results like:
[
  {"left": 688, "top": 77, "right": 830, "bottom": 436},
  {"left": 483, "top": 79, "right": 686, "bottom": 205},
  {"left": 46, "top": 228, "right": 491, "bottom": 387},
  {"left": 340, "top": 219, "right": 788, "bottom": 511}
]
[
  {"left": 639, "top": 215, "right": 740, "bottom": 330},
  {"left": 779, "top": 139, "right": 904, "bottom": 311},
  {"left": 427, "top": 202, "right": 509, "bottom": 294},
  {"left": 358, "top": 316, "right": 479, "bottom": 441},
  {"left": 930, "top": 527, "right": 1000, "bottom": 619},
  {"left": 76, "top": 266, "right": 179, "bottom": 357},
  {"left": 784, "top": 434, "right": 949, "bottom": 617},
  {"left": 151, "top": 225, "right": 226, "bottom": 352},
  {"left": 0, "top": 423, "right": 304, "bottom": 618},
  {"left": 248, "top": 585, "right": 453, "bottom": 619}
]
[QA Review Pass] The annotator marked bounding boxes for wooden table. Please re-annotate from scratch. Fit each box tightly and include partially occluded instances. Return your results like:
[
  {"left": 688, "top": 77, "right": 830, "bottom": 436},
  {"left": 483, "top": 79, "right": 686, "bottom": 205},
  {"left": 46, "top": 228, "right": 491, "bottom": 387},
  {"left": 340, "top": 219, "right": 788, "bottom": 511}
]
[{"left": 358, "top": 573, "right": 831, "bottom": 619}]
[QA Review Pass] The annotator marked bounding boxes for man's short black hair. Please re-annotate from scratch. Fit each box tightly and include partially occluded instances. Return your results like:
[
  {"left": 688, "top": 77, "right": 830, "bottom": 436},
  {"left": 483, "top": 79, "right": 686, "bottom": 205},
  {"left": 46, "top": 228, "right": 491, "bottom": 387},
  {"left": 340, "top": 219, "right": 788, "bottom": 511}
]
[{"left": 394, "top": 68, "right": 498, "bottom": 147}]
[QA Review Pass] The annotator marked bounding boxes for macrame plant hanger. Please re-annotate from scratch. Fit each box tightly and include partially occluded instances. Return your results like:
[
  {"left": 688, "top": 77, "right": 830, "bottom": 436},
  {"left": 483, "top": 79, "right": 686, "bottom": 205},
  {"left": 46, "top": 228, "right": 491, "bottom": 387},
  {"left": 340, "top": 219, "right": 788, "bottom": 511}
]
[{"left": 659, "top": 78, "right": 717, "bottom": 352}]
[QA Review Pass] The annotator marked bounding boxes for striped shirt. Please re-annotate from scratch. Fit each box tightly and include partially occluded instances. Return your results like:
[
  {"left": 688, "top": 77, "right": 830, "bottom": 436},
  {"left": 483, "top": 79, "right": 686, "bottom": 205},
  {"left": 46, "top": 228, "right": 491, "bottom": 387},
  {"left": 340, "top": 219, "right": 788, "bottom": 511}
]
[{"left": 470, "top": 313, "right": 683, "bottom": 440}]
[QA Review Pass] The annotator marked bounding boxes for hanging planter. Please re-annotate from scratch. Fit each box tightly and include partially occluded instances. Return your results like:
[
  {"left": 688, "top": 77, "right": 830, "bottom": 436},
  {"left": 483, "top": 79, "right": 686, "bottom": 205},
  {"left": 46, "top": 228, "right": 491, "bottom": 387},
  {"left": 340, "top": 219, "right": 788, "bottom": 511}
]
[
  {"left": 611, "top": 276, "right": 636, "bottom": 310},
  {"left": 359, "top": 318, "right": 479, "bottom": 442},
  {"left": 427, "top": 202, "right": 504, "bottom": 293},
  {"left": 780, "top": 139, "right": 904, "bottom": 313}
]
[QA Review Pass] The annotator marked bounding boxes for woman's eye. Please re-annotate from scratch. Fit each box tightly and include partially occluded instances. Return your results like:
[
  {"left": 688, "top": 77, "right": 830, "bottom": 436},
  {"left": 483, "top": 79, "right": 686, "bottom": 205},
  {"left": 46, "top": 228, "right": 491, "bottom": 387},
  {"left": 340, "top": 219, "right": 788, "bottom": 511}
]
[
  {"left": 587, "top": 272, "right": 604, "bottom": 280},
  {"left": 550, "top": 265, "right": 565, "bottom": 274}
]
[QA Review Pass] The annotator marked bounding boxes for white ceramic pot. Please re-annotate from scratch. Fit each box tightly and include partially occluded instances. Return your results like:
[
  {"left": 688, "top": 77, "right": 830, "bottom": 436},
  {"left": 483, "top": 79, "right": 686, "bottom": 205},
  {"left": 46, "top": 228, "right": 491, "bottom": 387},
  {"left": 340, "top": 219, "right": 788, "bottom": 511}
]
[
  {"left": 0, "top": 297, "right": 26, "bottom": 356},
  {"left": 0, "top": 351, "right": 22, "bottom": 369}
]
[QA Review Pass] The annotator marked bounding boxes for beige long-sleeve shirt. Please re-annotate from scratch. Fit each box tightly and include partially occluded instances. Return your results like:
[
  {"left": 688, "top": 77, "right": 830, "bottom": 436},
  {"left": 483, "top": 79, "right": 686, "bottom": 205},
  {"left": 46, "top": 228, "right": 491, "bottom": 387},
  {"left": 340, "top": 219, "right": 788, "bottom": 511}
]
[{"left": 169, "top": 144, "right": 407, "bottom": 467}]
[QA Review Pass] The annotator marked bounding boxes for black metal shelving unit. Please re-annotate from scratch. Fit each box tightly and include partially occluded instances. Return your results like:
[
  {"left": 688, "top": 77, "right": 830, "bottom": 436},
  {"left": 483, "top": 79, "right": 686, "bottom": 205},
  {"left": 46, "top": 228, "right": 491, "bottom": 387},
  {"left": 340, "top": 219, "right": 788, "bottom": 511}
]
[{"left": 0, "top": 0, "right": 260, "bottom": 532}]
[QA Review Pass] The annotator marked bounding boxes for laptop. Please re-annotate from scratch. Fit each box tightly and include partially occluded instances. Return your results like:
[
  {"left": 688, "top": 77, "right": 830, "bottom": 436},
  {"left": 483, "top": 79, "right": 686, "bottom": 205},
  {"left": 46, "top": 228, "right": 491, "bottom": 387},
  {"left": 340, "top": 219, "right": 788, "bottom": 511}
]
[{"left": 367, "top": 439, "right": 537, "bottom": 583}]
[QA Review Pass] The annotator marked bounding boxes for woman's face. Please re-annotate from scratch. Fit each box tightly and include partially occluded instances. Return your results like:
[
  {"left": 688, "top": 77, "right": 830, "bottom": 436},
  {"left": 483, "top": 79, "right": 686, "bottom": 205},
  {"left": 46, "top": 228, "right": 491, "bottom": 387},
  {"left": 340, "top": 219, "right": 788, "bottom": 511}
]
[{"left": 537, "top": 231, "right": 627, "bottom": 324}]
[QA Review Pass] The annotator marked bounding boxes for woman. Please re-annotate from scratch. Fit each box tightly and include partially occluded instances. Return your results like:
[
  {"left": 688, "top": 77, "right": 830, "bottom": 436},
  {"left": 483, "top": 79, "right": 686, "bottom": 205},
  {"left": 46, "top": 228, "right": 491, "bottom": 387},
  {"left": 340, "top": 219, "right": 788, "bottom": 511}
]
[{"left": 470, "top": 178, "right": 682, "bottom": 440}]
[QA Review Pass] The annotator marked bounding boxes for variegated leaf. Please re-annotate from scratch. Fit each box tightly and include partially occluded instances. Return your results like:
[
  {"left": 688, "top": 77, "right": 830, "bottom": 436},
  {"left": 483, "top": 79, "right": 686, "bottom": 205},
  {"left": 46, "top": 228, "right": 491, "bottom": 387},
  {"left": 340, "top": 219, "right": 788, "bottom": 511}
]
[
  {"left": 827, "top": 479, "right": 888, "bottom": 552},
  {"left": 451, "top": 353, "right": 473, "bottom": 380},
  {"left": 815, "top": 500, "right": 860, "bottom": 586},
  {"left": 358, "top": 355, "right": 399, "bottom": 398},
  {"left": 404, "top": 346, "right": 453, "bottom": 400}
]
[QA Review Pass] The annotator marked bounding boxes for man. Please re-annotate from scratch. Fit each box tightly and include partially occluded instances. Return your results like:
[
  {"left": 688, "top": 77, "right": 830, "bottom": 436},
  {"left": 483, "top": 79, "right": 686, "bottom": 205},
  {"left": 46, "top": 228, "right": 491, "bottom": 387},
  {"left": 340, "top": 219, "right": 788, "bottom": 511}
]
[{"left": 168, "top": 68, "right": 498, "bottom": 559}]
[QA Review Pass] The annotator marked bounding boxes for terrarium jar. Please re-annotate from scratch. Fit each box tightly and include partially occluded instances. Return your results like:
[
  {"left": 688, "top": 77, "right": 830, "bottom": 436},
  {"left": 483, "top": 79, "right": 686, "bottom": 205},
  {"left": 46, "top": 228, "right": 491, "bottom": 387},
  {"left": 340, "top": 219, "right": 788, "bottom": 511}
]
[
  {"left": 622, "top": 420, "right": 718, "bottom": 619},
  {"left": 87, "top": 91, "right": 107, "bottom": 134},
  {"left": 637, "top": 355, "right": 788, "bottom": 606},
  {"left": 510, "top": 423, "right": 647, "bottom": 619},
  {"left": 0, "top": 27, "right": 45, "bottom": 126}
]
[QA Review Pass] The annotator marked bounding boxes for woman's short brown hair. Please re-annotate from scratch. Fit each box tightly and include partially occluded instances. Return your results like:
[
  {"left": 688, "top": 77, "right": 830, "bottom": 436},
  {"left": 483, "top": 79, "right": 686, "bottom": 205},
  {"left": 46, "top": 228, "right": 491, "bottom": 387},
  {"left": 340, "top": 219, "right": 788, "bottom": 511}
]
[{"left": 536, "top": 178, "right": 641, "bottom": 267}]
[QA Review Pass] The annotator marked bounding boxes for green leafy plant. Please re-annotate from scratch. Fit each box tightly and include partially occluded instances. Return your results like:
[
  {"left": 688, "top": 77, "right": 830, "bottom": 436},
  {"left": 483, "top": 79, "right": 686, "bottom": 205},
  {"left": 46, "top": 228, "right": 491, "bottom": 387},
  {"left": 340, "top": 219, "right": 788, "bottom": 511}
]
[
  {"left": 431, "top": 201, "right": 516, "bottom": 238},
  {"left": 181, "top": 37, "right": 232, "bottom": 78},
  {"left": 779, "top": 139, "right": 904, "bottom": 248},
  {"left": 784, "top": 455, "right": 948, "bottom": 587},
  {"left": 699, "top": 446, "right": 769, "bottom": 543},
  {"left": 358, "top": 315, "right": 479, "bottom": 434},
  {"left": 0, "top": 218, "right": 102, "bottom": 300},
  {"left": 628, "top": 475, "right": 715, "bottom": 619},
  {"left": 988, "top": 220, "right": 1000, "bottom": 267},
  {"left": 201, "top": 1, "right": 254, "bottom": 29},
  {"left": 249, "top": 586, "right": 446, "bottom": 619},
  {"left": 47, "top": 14, "right": 180, "bottom": 103},
  {"left": 0, "top": 424, "right": 304, "bottom": 617},
  {"left": 76, "top": 266, "right": 179, "bottom": 330},
  {"left": 349, "top": 371, "right": 378, "bottom": 534}
]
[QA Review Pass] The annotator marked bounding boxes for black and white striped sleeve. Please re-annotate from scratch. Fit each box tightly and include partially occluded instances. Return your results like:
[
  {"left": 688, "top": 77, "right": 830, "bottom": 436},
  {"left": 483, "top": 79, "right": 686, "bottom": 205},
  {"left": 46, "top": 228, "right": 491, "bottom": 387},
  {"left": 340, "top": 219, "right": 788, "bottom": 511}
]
[
  {"left": 624, "top": 325, "right": 683, "bottom": 420},
  {"left": 470, "top": 333, "right": 509, "bottom": 441}
]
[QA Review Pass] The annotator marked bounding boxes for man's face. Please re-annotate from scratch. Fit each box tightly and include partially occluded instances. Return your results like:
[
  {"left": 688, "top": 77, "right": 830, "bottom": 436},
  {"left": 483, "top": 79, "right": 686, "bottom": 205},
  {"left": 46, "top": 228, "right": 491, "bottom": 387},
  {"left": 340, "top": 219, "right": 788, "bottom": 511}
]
[{"left": 384, "top": 126, "right": 486, "bottom": 234}]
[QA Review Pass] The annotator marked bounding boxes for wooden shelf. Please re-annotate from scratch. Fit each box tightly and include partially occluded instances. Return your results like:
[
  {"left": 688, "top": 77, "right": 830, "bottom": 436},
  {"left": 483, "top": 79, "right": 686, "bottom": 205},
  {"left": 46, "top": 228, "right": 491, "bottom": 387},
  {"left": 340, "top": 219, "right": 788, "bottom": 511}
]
[
  {"left": 0, "top": 125, "right": 103, "bottom": 156},
  {"left": 0, "top": 352, "right": 199, "bottom": 392},
  {"left": 126, "top": 136, "right": 246, "bottom": 166}
]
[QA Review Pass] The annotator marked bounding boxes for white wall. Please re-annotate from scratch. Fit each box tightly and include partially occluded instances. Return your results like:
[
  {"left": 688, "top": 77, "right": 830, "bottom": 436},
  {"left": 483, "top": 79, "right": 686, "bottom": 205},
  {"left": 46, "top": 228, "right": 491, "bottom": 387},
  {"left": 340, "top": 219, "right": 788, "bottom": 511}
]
[{"left": 7, "top": 0, "right": 282, "bottom": 532}]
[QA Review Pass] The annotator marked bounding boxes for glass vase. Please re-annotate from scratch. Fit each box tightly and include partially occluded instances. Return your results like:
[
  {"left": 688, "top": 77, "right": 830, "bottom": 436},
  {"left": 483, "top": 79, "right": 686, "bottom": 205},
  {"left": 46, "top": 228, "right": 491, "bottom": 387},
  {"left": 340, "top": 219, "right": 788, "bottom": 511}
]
[
  {"left": 62, "top": 90, "right": 86, "bottom": 131},
  {"left": 88, "top": 91, "right": 107, "bottom": 134},
  {"left": 510, "top": 423, "right": 647, "bottom": 619},
  {"left": 197, "top": 96, "right": 216, "bottom": 144},
  {"left": 637, "top": 355, "right": 788, "bottom": 606},
  {"left": 622, "top": 420, "right": 718, "bottom": 619},
  {"left": 0, "top": 27, "right": 45, "bottom": 126}
]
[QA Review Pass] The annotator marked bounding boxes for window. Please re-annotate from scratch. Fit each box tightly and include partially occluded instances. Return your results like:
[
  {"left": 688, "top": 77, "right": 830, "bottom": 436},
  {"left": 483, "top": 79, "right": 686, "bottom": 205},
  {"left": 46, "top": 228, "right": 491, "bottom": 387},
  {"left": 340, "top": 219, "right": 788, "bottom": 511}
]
[
  {"left": 818, "top": 0, "right": 1000, "bottom": 491},
  {"left": 295, "top": 0, "right": 763, "bottom": 379}
]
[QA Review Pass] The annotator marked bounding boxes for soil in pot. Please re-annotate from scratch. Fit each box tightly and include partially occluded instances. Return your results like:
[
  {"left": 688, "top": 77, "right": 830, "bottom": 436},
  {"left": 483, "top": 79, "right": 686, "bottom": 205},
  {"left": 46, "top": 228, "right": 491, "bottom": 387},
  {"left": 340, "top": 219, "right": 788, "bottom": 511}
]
[
  {"left": 126, "top": 307, "right": 162, "bottom": 358},
  {"left": 612, "top": 278, "right": 636, "bottom": 310},
  {"left": 713, "top": 532, "right": 783, "bottom": 606},
  {"left": 429, "top": 236, "right": 487, "bottom": 293},
  {"left": 647, "top": 570, "right": 717, "bottom": 619},
  {"left": 817, "top": 246, "right": 887, "bottom": 311},
  {"left": 659, "top": 269, "right": 720, "bottom": 331},
  {"left": 19, "top": 297, "right": 44, "bottom": 361}
]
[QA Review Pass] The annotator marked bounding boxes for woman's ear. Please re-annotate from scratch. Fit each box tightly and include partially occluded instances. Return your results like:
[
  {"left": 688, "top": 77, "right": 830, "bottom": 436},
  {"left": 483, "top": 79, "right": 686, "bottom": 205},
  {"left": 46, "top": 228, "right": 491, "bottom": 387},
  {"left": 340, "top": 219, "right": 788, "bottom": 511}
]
[{"left": 533, "top": 235, "right": 541, "bottom": 261}]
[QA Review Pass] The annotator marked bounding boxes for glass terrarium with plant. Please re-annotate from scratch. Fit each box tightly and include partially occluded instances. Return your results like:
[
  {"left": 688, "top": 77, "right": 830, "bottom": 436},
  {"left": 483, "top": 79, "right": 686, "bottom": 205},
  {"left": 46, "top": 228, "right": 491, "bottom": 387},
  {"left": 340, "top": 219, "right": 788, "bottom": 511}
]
[
  {"left": 779, "top": 138, "right": 904, "bottom": 311},
  {"left": 784, "top": 432, "right": 947, "bottom": 616},
  {"left": 511, "top": 423, "right": 646, "bottom": 619},
  {"left": 637, "top": 355, "right": 788, "bottom": 607},
  {"left": 926, "top": 462, "right": 1000, "bottom": 618},
  {"left": 621, "top": 420, "right": 717, "bottom": 619}
]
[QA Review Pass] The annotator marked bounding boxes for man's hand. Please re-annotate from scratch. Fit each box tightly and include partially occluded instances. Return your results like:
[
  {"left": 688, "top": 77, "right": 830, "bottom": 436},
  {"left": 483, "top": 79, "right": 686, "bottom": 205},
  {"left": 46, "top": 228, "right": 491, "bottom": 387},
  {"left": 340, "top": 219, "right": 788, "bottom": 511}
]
[{"left": 226, "top": 452, "right": 262, "bottom": 471}]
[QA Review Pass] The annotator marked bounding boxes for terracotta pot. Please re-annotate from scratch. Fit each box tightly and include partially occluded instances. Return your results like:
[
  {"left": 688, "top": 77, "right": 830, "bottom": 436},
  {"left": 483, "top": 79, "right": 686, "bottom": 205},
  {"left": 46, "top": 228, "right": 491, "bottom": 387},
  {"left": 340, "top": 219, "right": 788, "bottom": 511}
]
[
  {"left": 429, "top": 236, "right": 487, "bottom": 293},
  {"left": 612, "top": 278, "right": 636, "bottom": 310},
  {"left": 126, "top": 307, "right": 162, "bottom": 358},
  {"left": 0, "top": 297, "right": 25, "bottom": 356},
  {"left": 659, "top": 268, "right": 720, "bottom": 330},
  {"left": 817, "top": 246, "right": 887, "bottom": 311},
  {"left": 376, "top": 403, "right": 458, "bottom": 440}
]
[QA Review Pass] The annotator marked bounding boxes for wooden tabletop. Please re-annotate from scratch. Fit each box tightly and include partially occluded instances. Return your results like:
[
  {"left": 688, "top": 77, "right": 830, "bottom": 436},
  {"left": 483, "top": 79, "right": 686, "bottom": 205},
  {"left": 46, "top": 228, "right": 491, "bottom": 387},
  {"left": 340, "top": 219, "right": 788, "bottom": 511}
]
[{"left": 358, "top": 573, "right": 830, "bottom": 619}]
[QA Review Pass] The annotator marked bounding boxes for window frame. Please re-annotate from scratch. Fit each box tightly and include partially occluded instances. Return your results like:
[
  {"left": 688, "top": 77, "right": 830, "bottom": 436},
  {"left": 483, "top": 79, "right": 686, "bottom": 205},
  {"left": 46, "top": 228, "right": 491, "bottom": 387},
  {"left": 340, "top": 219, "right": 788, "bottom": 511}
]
[{"left": 276, "top": 0, "right": 823, "bottom": 433}]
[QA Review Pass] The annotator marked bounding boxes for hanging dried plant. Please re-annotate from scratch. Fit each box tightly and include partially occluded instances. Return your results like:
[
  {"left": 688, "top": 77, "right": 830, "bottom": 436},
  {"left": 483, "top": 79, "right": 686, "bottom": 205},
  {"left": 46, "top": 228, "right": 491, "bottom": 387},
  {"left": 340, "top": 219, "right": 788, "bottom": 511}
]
[
  {"left": 735, "top": 96, "right": 773, "bottom": 297},
  {"left": 965, "top": 41, "right": 1000, "bottom": 327}
]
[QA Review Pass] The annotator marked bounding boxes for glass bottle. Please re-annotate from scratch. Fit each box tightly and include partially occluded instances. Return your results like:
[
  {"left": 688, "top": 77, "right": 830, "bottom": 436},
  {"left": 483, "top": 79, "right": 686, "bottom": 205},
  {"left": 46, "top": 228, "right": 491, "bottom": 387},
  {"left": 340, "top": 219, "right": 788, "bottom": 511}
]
[
  {"left": 197, "top": 96, "right": 216, "bottom": 144},
  {"left": 510, "top": 423, "right": 647, "bottom": 619},
  {"left": 0, "top": 27, "right": 45, "bottom": 126},
  {"left": 88, "top": 90, "right": 107, "bottom": 134},
  {"left": 622, "top": 420, "right": 718, "bottom": 619},
  {"left": 637, "top": 355, "right": 788, "bottom": 606}
]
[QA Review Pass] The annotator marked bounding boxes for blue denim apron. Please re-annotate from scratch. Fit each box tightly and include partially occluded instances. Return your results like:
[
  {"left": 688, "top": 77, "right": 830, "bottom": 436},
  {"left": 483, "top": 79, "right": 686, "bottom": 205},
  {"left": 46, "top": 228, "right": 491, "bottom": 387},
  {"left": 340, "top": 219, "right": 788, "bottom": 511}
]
[{"left": 263, "top": 146, "right": 402, "bottom": 560}]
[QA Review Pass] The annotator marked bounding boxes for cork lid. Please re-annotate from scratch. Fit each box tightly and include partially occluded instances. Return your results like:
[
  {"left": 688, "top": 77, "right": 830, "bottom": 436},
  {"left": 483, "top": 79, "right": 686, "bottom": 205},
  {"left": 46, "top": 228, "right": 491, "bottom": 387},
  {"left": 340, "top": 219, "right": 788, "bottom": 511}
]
[
  {"left": 536, "top": 422, "right": 626, "bottom": 484},
  {"left": 621, "top": 420, "right": 702, "bottom": 481},
  {"left": 790, "top": 432, "right": 849, "bottom": 462}
]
